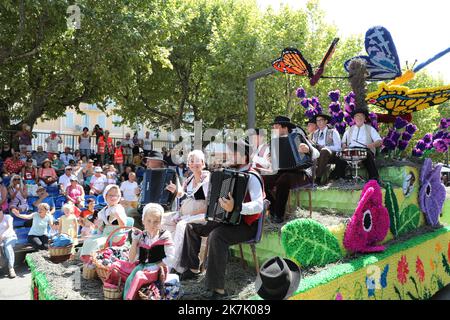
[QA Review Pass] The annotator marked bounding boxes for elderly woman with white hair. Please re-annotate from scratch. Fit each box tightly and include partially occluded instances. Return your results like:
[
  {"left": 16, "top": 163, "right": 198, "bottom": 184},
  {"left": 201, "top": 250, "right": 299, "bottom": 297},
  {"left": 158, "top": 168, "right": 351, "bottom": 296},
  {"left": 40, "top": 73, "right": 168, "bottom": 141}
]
[
  {"left": 79, "top": 184, "right": 128, "bottom": 261},
  {"left": 164, "top": 149, "right": 210, "bottom": 273}
]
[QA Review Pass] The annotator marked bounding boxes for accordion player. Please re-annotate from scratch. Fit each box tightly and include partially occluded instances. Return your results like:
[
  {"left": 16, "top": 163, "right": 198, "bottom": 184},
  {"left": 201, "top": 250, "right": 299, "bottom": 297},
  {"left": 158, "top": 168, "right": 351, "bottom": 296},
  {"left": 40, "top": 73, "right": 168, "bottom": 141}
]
[
  {"left": 206, "top": 168, "right": 253, "bottom": 225},
  {"left": 270, "top": 130, "right": 313, "bottom": 171},
  {"left": 139, "top": 168, "right": 177, "bottom": 211}
]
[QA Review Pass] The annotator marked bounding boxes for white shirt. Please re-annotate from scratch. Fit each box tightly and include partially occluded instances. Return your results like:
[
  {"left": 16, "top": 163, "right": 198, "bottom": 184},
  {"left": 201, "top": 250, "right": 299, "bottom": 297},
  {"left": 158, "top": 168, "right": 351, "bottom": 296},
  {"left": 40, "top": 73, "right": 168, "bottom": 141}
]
[
  {"left": 121, "top": 139, "right": 134, "bottom": 155},
  {"left": 60, "top": 153, "right": 75, "bottom": 166},
  {"left": 45, "top": 136, "right": 62, "bottom": 153},
  {"left": 90, "top": 174, "right": 107, "bottom": 193},
  {"left": 58, "top": 174, "right": 72, "bottom": 190},
  {"left": 142, "top": 138, "right": 152, "bottom": 151},
  {"left": 0, "top": 215, "right": 16, "bottom": 239},
  {"left": 342, "top": 124, "right": 382, "bottom": 149},
  {"left": 251, "top": 144, "right": 271, "bottom": 170},
  {"left": 239, "top": 167, "right": 264, "bottom": 216},
  {"left": 120, "top": 180, "right": 139, "bottom": 202},
  {"left": 313, "top": 127, "right": 342, "bottom": 152}
]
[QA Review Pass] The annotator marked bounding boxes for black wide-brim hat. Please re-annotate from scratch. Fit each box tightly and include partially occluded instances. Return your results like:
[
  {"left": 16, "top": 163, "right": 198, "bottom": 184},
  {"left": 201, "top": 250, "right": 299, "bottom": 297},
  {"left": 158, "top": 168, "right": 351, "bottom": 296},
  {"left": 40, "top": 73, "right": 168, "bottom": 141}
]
[
  {"left": 351, "top": 107, "right": 370, "bottom": 118},
  {"left": 255, "top": 256, "right": 301, "bottom": 300},
  {"left": 312, "top": 113, "right": 332, "bottom": 122},
  {"left": 145, "top": 150, "right": 167, "bottom": 164},
  {"left": 271, "top": 116, "right": 296, "bottom": 129}
]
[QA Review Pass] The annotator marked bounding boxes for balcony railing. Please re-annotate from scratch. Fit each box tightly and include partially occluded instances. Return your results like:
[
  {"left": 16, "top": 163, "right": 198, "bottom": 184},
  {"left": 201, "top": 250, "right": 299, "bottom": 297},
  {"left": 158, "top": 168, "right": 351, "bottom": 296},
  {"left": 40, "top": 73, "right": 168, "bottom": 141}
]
[{"left": 0, "top": 130, "right": 177, "bottom": 153}]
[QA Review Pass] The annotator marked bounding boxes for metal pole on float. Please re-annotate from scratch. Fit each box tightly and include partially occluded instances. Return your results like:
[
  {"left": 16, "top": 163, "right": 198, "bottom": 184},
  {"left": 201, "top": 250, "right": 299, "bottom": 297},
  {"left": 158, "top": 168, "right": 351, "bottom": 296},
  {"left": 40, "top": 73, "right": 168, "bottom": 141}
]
[{"left": 247, "top": 67, "right": 276, "bottom": 129}]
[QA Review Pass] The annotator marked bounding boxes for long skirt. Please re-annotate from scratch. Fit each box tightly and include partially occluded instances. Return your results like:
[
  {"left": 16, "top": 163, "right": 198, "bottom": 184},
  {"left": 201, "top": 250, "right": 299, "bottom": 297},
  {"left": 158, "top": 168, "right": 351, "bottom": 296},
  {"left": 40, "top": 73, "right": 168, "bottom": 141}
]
[
  {"left": 123, "top": 263, "right": 162, "bottom": 300},
  {"left": 79, "top": 225, "right": 125, "bottom": 257}
]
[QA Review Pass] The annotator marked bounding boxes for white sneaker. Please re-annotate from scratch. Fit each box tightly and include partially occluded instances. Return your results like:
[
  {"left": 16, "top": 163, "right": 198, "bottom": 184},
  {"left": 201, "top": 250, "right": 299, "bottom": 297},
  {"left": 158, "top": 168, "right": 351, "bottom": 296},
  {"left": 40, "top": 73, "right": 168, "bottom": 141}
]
[{"left": 8, "top": 268, "right": 16, "bottom": 278}]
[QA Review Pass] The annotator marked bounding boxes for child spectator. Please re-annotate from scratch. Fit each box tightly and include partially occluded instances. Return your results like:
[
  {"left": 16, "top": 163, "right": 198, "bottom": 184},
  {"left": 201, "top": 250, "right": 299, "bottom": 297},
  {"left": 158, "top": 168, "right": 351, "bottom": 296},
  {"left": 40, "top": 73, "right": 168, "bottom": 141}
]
[{"left": 59, "top": 203, "right": 79, "bottom": 244}]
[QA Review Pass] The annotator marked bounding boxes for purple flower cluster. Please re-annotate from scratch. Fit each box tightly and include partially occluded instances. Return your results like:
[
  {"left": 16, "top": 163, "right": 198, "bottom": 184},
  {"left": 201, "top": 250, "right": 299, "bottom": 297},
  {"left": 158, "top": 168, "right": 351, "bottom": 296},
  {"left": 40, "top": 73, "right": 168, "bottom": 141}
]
[
  {"left": 383, "top": 117, "right": 416, "bottom": 152},
  {"left": 343, "top": 92, "right": 355, "bottom": 127},
  {"left": 296, "top": 87, "right": 307, "bottom": 99},
  {"left": 412, "top": 119, "right": 450, "bottom": 157}
]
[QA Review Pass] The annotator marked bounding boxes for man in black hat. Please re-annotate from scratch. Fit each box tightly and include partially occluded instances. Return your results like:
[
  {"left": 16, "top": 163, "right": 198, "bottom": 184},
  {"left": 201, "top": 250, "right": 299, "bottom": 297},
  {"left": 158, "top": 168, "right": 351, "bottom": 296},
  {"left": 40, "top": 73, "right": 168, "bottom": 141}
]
[
  {"left": 340, "top": 108, "right": 382, "bottom": 181},
  {"left": 179, "top": 139, "right": 264, "bottom": 299},
  {"left": 263, "top": 116, "right": 319, "bottom": 224},
  {"left": 311, "top": 113, "right": 345, "bottom": 185},
  {"left": 305, "top": 118, "right": 318, "bottom": 140}
]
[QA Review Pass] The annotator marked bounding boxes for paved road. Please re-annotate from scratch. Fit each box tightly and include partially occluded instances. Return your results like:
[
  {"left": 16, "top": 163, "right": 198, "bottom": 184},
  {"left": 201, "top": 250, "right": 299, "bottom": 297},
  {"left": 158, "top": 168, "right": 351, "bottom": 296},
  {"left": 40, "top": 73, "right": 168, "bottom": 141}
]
[{"left": 0, "top": 263, "right": 31, "bottom": 300}]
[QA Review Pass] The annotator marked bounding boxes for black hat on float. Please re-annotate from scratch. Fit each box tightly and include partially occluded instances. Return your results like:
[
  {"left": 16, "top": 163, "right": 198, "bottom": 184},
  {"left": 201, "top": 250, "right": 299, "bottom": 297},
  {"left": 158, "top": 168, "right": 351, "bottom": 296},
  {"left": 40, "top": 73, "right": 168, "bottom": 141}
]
[
  {"left": 255, "top": 256, "right": 301, "bottom": 300},
  {"left": 271, "top": 116, "right": 296, "bottom": 129},
  {"left": 312, "top": 112, "right": 332, "bottom": 123},
  {"left": 145, "top": 150, "right": 167, "bottom": 164},
  {"left": 351, "top": 107, "right": 370, "bottom": 119}
]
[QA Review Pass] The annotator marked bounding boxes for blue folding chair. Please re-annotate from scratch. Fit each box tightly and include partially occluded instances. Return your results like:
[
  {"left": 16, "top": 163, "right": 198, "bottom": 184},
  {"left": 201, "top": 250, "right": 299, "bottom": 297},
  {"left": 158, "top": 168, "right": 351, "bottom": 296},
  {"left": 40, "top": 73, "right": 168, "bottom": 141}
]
[
  {"left": 53, "top": 210, "right": 64, "bottom": 220},
  {"left": 27, "top": 196, "right": 39, "bottom": 211},
  {"left": 2, "top": 175, "right": 11, "bottom": 187},
  {"left": 97, "top": 194, "right": 106, "bottom": 206},
  {"left": 14, "top": 227, "right": 31, "bottom": 246},
  {"left": 46, "top": 185, "right": 60, "bottom": 197},
  {"left": 54, "top": 196, "right": 67, "bottom": 209}
]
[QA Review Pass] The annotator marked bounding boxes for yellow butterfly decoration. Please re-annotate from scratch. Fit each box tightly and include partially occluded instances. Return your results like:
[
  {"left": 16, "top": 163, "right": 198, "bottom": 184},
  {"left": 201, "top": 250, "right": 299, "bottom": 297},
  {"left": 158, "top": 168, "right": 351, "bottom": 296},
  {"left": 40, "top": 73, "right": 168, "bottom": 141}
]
[{"left": 366, "top": 82, "right": 450, "bottom": 116}]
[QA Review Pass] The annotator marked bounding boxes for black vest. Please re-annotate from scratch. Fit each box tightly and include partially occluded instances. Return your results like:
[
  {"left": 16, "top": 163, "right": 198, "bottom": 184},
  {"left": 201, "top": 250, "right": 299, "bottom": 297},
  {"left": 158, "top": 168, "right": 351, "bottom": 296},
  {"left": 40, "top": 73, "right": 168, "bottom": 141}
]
[{"left": 138, "top": 233, "right": 167, "bottom": 264}]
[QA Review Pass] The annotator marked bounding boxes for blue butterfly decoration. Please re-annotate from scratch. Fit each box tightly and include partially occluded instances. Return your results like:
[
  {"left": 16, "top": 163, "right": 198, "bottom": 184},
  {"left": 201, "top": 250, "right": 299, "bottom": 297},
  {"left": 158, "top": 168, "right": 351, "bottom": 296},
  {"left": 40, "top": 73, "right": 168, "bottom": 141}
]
[{"left": 345, "top": 26, "right": 401, "bottom": 81}]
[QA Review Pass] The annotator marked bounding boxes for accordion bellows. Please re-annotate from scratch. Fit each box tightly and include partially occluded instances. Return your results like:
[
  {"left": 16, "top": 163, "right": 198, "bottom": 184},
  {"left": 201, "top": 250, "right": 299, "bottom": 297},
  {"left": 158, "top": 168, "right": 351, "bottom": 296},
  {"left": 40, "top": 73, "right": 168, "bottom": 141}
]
[{"left": 206, "top": 169, "right": 249, "bottom": 225}]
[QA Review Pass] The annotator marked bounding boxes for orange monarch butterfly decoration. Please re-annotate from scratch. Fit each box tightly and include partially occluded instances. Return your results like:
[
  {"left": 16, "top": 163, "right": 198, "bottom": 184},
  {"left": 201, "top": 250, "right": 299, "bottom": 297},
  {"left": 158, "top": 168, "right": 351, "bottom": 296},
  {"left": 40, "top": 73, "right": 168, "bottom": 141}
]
[{"left": 272, "top": 38, "right": 340, "bottom": 86}]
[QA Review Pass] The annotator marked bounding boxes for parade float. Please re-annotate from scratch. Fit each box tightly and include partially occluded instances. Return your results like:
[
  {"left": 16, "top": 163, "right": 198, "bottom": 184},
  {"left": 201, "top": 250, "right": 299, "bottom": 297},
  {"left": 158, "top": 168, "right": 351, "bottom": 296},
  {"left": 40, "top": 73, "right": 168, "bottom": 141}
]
[{"left": 26, "top": 26, "right": 450, "bottom": 300}]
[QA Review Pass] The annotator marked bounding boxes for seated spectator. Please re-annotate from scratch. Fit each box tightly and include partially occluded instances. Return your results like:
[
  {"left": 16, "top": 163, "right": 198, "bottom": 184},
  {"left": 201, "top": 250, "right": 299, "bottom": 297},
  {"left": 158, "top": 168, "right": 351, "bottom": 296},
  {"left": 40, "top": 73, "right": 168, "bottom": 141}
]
[
  {"left": 120, "top": 166, "right": 133, "bottom": 182},
  {"left": 59, "top": 203, "right": 79, "bottom": 244},
  {"left": 59, "top": 166, "right": 73, "bottom": 194},
  {"left": 120, "top": 172, "right": 140, "bottom": 211},
  {"left": 21, "top": 159, "right": 38, "bottom": 185},
  {"left": 32, "top": 146, "right": 48, "bottom": 168},
  {"left": 0, "top": 177, "right": 8, "bottom": 212},
  {"left": 79, "top": 213, "right": 96, "bottom": 240},
  {"left": 51, "top": 153, "right": 65, "bottom": 176},
  {"left": 60, "top": 147, "right": 75, "bottom": 166},
  {"left": 45, "top": 131, "right": 62, "bottom": 158},
  {"left": 106, "top": 165, "right": 118, "bottom": 185},
  {"left": 66, "top": 175, "right": 85, "bottom": 208},
  {"left": 82, "top": 159, "right": 95, "bottom": 189},
  {"left": 73, "top": 159, "right": 84, "bottom": 185},
  {"left": 38, "top": 159, "right": 58, "bottom": 187},
  {"left": 11, "top": 203, "right": 54, "bottom": 251},
  {"left": 0, "top": 142, "right": 13, "bottom": 161},
  {"left": 23, "top": 150, "right": 37, "bottom": 167},
  {"left": 133, "top": 152, "right": 143, "bottom": 168},
  {"left": 0, "top": 209, "right": 18, "bottom": 278},
  {"left": 3, "top": 151, "right": 25, "bottom": 176},
  {"left": 73, "top": 150, "right": 81, "bottom": 162},
  {"left": 81, "top": 198, "right": 97, "bottom": 219},
  {"left": 8, "top": 175, "right": 28, "bottom": 212},
  {"left": 32, "top": 186, "right": 56, "bottom": 215},
  {"left": 89, "top": 167, "right": 107, "bottom": 195}
]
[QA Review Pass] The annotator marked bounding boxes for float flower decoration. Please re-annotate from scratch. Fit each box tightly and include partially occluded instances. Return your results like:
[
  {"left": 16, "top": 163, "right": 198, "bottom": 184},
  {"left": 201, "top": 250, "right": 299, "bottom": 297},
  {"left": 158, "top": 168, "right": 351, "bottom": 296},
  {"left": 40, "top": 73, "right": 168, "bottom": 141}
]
[
  {"left": 381, "top": 117, "right": 417, "bottom": 159},
  {"left": 412, "top": 118, "right": 450, "bottom": 158}
]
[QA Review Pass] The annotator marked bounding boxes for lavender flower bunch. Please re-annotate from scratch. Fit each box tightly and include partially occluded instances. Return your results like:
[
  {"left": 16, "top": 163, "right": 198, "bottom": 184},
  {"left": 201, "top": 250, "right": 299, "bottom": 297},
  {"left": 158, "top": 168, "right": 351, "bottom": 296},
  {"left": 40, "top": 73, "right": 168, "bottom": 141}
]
[
  {"left": 412, "top": 118, "right": 450, "bottom": 157},
  {"left": 383, "top": 117, "right": 417, "bottom": 158}
]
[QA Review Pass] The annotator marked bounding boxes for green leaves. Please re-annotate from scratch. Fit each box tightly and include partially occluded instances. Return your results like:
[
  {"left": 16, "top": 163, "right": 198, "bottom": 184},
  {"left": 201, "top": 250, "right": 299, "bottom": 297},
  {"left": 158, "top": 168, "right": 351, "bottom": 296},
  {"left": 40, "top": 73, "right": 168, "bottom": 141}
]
[
  {"left": 281, "top": 219, "right": 343, "bottom": 268},
  {"left": 385, "top": 182, "right": 420, "bottom": 237},
  {"left": 385, "top": 182, "right": 400, "bottom": 236}
]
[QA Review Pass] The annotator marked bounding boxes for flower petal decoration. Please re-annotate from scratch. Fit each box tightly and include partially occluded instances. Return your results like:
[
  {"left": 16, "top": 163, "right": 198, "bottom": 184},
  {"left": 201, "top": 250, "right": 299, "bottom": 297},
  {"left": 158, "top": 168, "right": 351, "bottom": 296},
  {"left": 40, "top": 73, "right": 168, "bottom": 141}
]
[
  {"left": 296, "top": 87, "right": 307, "bottom": 99},
  {"left": 343, "top": 180, "right": 390, "bottom": 253},
  {"left": 419, "top": 158, "right": 446, "bottom": 227},
  {"left": 433, "top": 139, "right": 448, "bottom": 153},
  {"left": 328, "top": 90, "right": 340, "bottom": 102},
  {"left": 405, "top": 123, "right": 417, "bottom": 135}
]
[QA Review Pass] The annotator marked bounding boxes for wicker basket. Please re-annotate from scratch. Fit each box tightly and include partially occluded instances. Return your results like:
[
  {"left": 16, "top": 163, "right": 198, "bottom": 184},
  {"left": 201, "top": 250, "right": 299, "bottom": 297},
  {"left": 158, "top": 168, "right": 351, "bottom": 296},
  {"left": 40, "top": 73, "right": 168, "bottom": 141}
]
[
  {"left": 103, "top": 284, "right": 123, "bottom": 300},
  {"left": 48, "top": 244, "right": 73, "bottom": 263},
  {"left": 93, "top": 226, "right": 140, "bottom": 283},
  {"left": 82, "top": 263, "right": 98, "bottom": 280}
]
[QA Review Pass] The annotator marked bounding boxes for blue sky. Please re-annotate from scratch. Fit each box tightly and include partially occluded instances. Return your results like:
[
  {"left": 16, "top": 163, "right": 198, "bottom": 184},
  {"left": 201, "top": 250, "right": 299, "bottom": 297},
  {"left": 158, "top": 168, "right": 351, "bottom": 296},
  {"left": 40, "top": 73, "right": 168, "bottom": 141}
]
[{"left": 257, "top": 0, "right": 450, "bottom": 83}]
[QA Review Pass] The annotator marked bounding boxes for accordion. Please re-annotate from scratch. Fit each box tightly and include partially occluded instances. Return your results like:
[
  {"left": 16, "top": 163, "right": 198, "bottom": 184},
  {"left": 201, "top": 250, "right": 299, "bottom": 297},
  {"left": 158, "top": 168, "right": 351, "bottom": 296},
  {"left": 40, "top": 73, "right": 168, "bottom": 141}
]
[
  {"left": 206, "top": 169, "right": 249, "bottom": 225},
  {"left": 271, "top": 132, "right": 312, "bottom": 171},
  {"left": 139, "top": 168, "right": 177, "bottom": 210}
]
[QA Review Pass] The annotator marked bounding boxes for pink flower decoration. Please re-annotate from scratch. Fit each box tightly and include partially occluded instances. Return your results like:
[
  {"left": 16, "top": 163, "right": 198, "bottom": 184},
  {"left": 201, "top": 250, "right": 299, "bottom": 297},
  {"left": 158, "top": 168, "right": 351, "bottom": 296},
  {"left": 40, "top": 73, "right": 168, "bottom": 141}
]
[{"left": 343, "top": 180, "right": 390, "bottom": 253}]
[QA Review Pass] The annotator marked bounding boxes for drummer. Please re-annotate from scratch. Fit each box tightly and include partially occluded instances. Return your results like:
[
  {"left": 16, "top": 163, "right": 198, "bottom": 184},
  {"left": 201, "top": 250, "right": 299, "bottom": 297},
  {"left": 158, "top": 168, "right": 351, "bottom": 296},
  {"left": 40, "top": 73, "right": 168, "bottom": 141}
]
[
  {"left": 341, "top": 108, "right": 383, "bottom": 181},
  {"left": 311, "top": 113, "right": 346, "bottom": 185}
]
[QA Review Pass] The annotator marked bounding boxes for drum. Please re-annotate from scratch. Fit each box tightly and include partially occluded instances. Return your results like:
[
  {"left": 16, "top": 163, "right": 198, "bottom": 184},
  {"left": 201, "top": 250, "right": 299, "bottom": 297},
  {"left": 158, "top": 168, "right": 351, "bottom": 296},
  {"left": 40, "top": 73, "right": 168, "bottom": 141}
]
[{"left": 338, "top": 148, "right": 367, "bottom": 162}]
